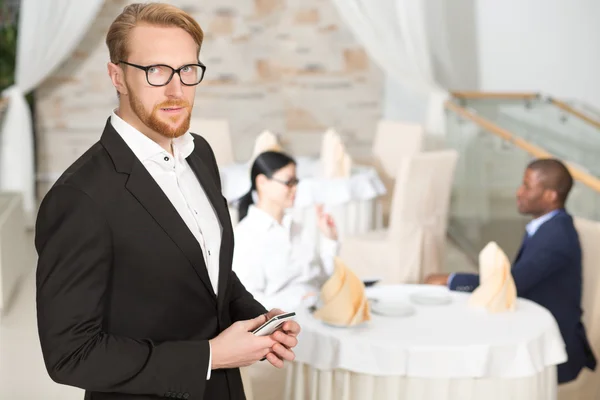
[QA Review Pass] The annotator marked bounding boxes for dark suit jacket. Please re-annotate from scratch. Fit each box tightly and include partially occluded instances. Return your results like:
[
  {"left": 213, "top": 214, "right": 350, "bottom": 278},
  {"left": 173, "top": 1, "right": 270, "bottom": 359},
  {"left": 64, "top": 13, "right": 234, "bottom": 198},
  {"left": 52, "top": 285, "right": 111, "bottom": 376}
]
[
  {"left": 450, "top": 209, "right": 596, "bottom": 383},
  {"left": 35, "top": 118, "right": 267, "bottom": 400}
]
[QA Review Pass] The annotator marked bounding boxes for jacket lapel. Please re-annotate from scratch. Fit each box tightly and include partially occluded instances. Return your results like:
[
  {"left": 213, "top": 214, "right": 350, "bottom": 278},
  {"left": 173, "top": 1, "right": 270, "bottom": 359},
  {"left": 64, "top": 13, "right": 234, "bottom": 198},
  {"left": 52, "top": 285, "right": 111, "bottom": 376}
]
[
  {"left": 186, "top": 151, "right": 233, "bottom": 311},
  {"left": 126, "top": 162, "right": 217, "bottom": 301},
  {"left": 514, "top": 209, "right": 566, "bottom": 265},
  {"left": 100, "top": 119, "right": 216, "bottom": 302},
  {"left": 514, "top": 232, "right": 529, "bottom": 264}
]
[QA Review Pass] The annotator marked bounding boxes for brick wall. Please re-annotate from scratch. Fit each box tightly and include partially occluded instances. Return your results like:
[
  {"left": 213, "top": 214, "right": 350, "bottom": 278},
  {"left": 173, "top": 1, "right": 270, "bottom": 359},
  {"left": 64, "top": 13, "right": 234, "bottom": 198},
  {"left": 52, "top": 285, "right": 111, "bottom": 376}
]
[{"left": 35, "top": 0, "right": 384, "bottom": 195}]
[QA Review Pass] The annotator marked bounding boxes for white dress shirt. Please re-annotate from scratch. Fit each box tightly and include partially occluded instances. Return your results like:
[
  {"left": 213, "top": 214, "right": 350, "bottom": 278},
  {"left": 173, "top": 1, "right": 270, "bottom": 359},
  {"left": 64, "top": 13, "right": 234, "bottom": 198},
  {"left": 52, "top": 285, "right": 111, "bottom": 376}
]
[
  {"left": 232, "top": 205, "right": 339, "bottom": 311},
  {"left": 111, "top": 111, "right": 220, "bottom": 379}
]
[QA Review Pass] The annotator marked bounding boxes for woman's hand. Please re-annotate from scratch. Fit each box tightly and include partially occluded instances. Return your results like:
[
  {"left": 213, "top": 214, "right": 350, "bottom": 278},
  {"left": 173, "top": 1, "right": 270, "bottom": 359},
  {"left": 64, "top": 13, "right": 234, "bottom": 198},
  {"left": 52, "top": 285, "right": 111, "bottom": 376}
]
[{"left": 316, "top": 204, "right": 338, "bottom": 241}]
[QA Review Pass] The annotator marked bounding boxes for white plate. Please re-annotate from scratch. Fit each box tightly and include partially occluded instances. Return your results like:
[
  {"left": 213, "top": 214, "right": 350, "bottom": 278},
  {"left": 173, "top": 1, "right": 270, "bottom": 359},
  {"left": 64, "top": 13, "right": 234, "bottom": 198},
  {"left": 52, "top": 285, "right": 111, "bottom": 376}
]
[
  {"left": 371, "top": 301, "right": 415, "bottom": 317},
  {"left": 321, "top": 320, "right": 368, "bottom": 329},
  {"left": 409, "top": 290, "right": 452, "bottom": 306}
]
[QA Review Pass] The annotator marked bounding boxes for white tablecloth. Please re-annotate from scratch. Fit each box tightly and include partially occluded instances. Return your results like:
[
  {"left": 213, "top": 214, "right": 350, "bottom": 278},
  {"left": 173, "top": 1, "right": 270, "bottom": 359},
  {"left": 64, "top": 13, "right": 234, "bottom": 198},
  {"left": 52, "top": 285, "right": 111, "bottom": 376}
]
[
  {"left": 285, "top": 362, "right": 557, "bottom": 400},
  {"left": 286, "top": 284, "right": 567, "bottom": 400},
  {"left": 222, "top": 157, "right": 386, "bottom": 239}
]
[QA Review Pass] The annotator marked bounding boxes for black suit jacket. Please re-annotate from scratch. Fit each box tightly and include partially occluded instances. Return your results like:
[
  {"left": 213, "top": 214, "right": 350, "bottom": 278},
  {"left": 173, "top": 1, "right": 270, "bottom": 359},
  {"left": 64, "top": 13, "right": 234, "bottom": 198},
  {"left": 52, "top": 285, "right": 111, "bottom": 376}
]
[
  {"left": 35, "top": 118, "right": 267, "bottom": 400},
  {"left": 450, "top": 209, "right": 596, "bottom": 383}
]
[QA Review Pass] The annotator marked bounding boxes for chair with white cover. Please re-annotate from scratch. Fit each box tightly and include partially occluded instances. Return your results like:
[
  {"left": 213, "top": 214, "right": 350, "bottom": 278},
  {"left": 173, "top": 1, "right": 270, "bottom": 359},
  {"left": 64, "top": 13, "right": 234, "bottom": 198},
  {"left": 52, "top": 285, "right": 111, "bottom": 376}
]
[
  {"left": 370, "top": 120, "right": 424, "bottom": 225},
  {"left": 189, "top": 118, "right": 235, "bottom": 166},
  {"left": 558, "top": 218, "right": 600, "bottom": 400},
  {"left": 372, "top": 120, "right": 424, "bottom": 177},
  {"left": 340, "top": 150, "right": 458, "bottom": 284},
  {"left": 240, "top": 367, "right": 254, "bottom": 400}
]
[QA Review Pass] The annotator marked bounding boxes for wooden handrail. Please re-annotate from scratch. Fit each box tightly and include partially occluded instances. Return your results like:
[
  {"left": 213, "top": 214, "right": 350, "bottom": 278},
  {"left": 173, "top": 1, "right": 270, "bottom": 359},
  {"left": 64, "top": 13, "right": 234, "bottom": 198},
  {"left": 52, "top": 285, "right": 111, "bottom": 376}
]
[
  {"left": 451, "top": 91, "right": 540, "bottom": 100},
  {"left": 549, "top": 98, "right": 600, "bottom": 131},
  {"left": 445, "top": 100, "right": 600, "bottom": 193},
  {"left": 451, "top": 92, "right": 600, "bottom": 131}
]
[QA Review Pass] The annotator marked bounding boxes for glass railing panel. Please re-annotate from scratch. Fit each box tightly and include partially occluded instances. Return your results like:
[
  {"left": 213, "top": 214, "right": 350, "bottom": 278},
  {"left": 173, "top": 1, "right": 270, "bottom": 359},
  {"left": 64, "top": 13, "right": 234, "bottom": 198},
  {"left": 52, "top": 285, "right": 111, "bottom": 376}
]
[
  {"left": 457, "top": 96, "right": 600, "bottom": 177},
  {"left": 445, "top": 108, "right": 530, "bottom": 260},
  {"left": 445, "top": 102, "right": 600, "bottom": 261}
]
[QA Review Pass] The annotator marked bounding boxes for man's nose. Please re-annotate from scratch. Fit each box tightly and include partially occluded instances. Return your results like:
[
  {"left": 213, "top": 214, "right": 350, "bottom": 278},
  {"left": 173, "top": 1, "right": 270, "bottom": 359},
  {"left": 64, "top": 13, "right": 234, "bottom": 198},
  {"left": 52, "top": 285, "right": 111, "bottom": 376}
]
[{"left": 164, "top": 73, "right": 184, "bottom": 97}]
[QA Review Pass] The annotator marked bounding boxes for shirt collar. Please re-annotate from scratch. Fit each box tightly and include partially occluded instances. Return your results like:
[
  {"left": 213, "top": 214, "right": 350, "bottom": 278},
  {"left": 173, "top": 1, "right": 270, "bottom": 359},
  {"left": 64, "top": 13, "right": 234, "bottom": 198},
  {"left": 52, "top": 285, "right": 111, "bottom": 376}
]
[
  {"left": 526, "top": 209, "right": 561, "bottom": 237},
  {"left": 110, "top": 109, "right": 195, "bottom": 162}
]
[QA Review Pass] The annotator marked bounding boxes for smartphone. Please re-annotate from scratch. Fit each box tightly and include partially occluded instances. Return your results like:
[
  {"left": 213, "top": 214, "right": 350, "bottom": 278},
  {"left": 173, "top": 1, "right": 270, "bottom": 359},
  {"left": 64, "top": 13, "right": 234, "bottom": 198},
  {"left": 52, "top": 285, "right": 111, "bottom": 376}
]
[
  {"left": 252, "top": 312, "right": 296, "bottom": 336},
  {"left": 362, "top": 277, "right": 382, "bottom": 287}
]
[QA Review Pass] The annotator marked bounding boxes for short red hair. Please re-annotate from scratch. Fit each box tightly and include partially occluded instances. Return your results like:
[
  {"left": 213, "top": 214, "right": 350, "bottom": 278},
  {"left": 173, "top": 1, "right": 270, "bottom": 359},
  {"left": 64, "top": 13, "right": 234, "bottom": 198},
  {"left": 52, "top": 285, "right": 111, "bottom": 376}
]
[{"left": 106, "top": 3, "right": 204, "bottom": 63}]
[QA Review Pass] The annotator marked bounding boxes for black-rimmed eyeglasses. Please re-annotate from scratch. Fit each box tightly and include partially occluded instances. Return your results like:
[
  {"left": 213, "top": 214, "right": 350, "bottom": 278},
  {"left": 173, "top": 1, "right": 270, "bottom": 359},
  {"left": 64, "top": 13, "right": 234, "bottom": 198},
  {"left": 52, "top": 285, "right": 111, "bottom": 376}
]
[
  {"left": 271, "top": 177, "right": 300, "bottom": 188},
  {"left": 119, "top": 60, "right": 206, "bottom": 87}
]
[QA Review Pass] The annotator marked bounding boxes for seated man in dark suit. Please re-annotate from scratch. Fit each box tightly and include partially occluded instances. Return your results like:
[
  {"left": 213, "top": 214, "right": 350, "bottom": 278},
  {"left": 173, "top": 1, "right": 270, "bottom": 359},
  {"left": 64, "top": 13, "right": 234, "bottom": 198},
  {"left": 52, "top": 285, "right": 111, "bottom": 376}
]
[{"left": 425, "top": 158, "right": 596, "bottom": 384}]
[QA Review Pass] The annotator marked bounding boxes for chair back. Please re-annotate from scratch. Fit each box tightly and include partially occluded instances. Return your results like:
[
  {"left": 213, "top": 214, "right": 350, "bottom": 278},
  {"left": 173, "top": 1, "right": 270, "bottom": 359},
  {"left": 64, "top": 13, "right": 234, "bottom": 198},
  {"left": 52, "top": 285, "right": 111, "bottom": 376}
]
[
  {"left": 190, "top": 118, "right": 234, "bottom": 166},
  {"left": 387, "top": 150, "right": 459, "bottom": 278},
  {"left": 559, "top": 218, "right": 600, "bottom": 400}
]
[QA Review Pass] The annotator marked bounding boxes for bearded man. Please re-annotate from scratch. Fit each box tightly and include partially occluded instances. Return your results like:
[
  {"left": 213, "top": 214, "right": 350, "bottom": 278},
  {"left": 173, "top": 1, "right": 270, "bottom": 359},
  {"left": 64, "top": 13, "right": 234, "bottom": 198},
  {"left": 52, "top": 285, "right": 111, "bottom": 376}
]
[{"left": 35, "top": 3, "right": 299, "bottom": 400}]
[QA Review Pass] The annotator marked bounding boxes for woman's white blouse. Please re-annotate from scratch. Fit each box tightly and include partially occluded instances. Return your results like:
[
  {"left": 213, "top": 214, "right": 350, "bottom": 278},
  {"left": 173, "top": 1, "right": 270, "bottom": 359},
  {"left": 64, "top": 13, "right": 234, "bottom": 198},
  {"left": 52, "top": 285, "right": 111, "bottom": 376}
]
[{"left": 232, "top": 205, "right": 338, "bottom": 311}]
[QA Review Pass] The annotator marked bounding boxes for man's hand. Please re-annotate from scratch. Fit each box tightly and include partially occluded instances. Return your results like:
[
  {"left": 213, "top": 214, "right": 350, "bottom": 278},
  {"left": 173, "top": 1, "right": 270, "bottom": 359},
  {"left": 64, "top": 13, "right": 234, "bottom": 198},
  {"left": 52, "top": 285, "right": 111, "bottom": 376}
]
[
  {"left": 265, "top": 308, "right": 301, "bottom": 368},
  {"left": 424, "top": 273, "right": 450, "bottom": 286},
  {"left": 209, "top": 314, "right": 275, "bottom": 370}
]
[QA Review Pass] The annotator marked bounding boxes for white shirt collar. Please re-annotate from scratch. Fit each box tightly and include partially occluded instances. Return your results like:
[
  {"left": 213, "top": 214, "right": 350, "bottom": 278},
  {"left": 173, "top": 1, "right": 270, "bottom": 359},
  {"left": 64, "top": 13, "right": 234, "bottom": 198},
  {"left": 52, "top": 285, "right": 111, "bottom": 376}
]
[
  {"left": 525, "top": 209, "right": 561, "bottom": 237},
  {"left": 110, "top": 109, "right": 195, "bottom": 162}
]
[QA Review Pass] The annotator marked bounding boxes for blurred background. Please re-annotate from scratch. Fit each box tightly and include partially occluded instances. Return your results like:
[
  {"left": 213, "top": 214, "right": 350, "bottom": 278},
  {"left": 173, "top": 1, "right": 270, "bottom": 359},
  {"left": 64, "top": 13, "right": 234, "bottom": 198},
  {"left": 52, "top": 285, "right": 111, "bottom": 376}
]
[{"left": 1, "top": 0, "right": 600, "bottom": 398}]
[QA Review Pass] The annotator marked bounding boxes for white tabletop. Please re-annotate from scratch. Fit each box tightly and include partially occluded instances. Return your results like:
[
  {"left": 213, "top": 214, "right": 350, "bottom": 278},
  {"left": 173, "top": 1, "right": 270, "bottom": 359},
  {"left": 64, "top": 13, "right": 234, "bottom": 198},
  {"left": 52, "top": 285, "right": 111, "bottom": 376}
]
[
  {"left": 294, "top": 284, "right": 567, "bottom": 379},
  {"left": 219, "top": 156, "right": 386, "bottom": 207}
]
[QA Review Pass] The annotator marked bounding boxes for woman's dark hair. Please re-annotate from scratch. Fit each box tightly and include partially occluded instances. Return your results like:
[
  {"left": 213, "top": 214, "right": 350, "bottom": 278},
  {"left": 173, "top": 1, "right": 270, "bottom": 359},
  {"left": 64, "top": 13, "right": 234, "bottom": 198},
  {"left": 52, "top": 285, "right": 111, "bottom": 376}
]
[{"left": 237, "top": 151, "right": 296, "bottom": 221}]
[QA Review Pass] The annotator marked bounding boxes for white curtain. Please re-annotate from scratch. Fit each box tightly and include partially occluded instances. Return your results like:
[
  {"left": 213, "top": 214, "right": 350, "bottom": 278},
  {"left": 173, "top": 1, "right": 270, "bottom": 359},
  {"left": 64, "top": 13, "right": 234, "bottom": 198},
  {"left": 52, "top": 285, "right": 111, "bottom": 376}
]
[
  {"left": 0, "top": 0, "right": 104, "bottom": 216},
  {"left": 331, "top": 0, "right": 452, "bottom": 135}
]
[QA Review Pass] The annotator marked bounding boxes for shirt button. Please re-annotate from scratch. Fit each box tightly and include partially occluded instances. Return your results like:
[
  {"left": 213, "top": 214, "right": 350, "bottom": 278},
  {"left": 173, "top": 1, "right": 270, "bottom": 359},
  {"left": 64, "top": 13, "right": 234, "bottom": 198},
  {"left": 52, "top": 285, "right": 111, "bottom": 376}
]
[
  {"left": 164, "top": 156, "right": 169, "bottom": 161},
  {"left": 208, "top": 250, "right": 211, "bottom": 255}
]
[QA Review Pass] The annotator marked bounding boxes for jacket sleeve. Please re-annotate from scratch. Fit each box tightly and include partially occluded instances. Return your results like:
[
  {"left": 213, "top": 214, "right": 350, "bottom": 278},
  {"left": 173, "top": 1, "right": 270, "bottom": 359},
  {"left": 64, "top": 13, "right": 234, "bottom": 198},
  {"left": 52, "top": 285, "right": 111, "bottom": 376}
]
[
  {"left": 448, "top": 272, "right": 480, "bottom": 292},
  {"left": 228, "top": 271, "right": 268, "bottom": 321},
  {"left": 36, "top": 184, "right": 209, "bottom": 399}
]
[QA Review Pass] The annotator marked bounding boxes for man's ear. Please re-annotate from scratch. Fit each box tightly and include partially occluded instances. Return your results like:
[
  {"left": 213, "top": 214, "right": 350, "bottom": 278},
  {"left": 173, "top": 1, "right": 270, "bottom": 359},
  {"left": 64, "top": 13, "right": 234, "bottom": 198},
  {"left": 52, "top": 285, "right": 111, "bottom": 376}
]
[
  {"left": 545, "top": 189, "right": 558, "bottom": 204},
  {"left": 107, "top": 62, "right": 128, "bottom": 96}
]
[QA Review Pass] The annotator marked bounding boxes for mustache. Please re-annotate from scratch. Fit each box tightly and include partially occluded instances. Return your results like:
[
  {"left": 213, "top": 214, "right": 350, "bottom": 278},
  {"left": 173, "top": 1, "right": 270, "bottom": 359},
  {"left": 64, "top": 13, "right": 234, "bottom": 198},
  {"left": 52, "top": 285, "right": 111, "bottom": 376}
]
[{"left": 156, "top": 100, "right": 190, "bottom": 109}]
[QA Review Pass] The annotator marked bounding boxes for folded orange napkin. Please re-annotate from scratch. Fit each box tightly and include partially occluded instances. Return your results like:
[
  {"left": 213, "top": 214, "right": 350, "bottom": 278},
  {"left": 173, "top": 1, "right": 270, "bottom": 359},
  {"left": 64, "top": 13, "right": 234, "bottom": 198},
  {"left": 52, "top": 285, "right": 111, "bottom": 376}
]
[
  {"left": 468, "top": 242, "right": 517, "bottom": 313},
  {"left": 251, "top": 130, "right": 282, "bottom": 160},
  {"left": 313, "top": 257, "right": 371, "bottom": 326},
  {"left": 320, "top": 129, "right": 352, "bottom": 178}
]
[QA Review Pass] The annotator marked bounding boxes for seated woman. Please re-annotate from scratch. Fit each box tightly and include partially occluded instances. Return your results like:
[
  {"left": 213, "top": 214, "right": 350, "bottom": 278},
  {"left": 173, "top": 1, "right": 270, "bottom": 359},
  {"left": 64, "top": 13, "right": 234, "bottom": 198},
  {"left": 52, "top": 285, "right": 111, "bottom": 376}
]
[{"left": 232, "top": 151, "right": 338, "bottom": 311}]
